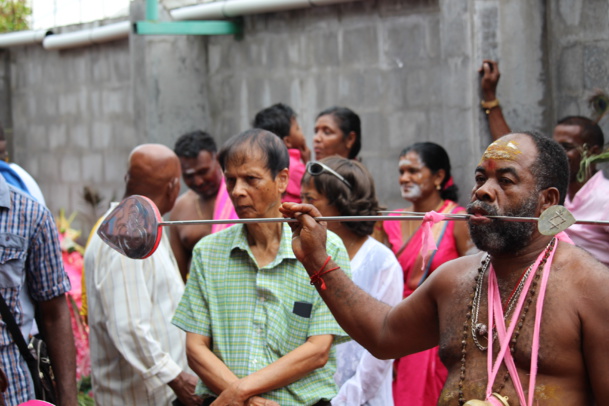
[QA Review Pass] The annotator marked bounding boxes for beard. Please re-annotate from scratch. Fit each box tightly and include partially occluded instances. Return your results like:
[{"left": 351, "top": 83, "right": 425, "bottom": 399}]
[{"left": 467, "top": 195, "right": 539, "bottom": 256}]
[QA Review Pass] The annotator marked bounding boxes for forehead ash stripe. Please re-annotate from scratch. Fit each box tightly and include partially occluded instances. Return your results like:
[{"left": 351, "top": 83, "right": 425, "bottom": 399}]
[{"left": 480, "top": 139, "right": 522, "bottom": 163}]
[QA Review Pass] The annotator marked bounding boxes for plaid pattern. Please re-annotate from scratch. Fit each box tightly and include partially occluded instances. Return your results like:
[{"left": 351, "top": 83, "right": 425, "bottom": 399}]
[
  {"left": 173, "top": 223, "right": 351, "bottom": 405},
  {"left": 0, "top": 176, "right": 70, "bottom": 405}
]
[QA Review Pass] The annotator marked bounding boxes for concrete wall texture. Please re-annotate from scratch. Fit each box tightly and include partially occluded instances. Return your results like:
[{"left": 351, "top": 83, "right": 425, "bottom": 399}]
[{"left": 3, "top": 0, "right": 609, "bottom": 234}]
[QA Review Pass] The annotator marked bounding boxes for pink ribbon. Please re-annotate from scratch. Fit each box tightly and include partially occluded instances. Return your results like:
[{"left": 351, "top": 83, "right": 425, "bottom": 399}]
[
  {"left": 485, "top": 233, "right": 571, "bottom": 405},
  {"left": 419, "top": 211, "right": 445, "bottom": 271}
]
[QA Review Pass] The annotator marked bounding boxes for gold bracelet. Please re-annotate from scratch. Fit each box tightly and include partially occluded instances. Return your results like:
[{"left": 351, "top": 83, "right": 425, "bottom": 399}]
[{"left": 481, "top": 99, "right": 500, "bottom": 115}]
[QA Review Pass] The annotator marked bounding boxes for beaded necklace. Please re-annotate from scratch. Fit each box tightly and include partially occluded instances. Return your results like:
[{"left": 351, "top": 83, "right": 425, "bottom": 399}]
[{"left": 458, "top": 239, "right": 556, "bottom": 405}]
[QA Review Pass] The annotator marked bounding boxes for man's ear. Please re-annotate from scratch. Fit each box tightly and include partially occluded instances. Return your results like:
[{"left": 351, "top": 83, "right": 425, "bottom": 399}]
[
  {"left": 167, "top": 177, "right": 180, "bottom": 202},
  {"left": 539, "top": 187, "right": 561, "bottom": 212},
  {"left": 276, "top": 168, "right": 289, "bottom": 194},
  {"left": 589, "top": 143, "right": 601, "bottom": 156}
]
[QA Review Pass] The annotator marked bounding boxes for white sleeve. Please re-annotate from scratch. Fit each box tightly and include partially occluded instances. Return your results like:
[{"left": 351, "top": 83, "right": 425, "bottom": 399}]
[
  {"left": 98, "top": 251, "right": 182, "bottom": 393},
  {"left": 333, "top": 251, "right": 402, "bottom": 405},
  {"left": 332, "top": 351, "right": 393, "bottom": 405}
]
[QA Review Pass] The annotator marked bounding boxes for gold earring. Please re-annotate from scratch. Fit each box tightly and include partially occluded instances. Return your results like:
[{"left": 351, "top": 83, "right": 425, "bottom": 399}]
[{"left": 436, "top": 184, "right": 441, "bottom": 190}]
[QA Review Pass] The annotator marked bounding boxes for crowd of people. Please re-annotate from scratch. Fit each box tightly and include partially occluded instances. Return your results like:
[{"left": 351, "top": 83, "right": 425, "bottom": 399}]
[{"left": 0, "top": 59, "right": 607, "bottom": 406}]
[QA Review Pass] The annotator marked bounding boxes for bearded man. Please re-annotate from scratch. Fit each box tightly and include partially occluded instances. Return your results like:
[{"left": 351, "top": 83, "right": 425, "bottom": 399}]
[
  {"left": 281, "top": 131, "right": 609, "bottom": 405},
  {"left": 479, "top": 60, "right": 609, "bottom": 266}
]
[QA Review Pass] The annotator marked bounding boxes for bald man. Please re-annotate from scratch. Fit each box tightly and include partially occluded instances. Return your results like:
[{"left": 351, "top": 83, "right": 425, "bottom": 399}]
[{"left": 84, "top": 144, "right": 202, "bottom": 406}]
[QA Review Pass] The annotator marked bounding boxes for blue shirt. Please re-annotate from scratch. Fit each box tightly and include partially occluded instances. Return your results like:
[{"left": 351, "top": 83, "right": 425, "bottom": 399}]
[
  {"left": 0, "top": 161, "right": 30, "bottom": 196},
  {"left": 0, "top": 175, "right": 70, "bottom": 404}
]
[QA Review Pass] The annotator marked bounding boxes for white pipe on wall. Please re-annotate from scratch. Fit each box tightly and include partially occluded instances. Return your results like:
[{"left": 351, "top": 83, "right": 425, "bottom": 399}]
[
  {"left": 171, "top": 0, "right": 361, "bottom": 21},
  {"left": 42, "top": 21, "right": 131, "bottom": 50},
  {"left": 0, "top": 0, "right": 360, "bottom": 50},
  {"left": 0, "top": 29, "right": 52, "bottom": 48}
]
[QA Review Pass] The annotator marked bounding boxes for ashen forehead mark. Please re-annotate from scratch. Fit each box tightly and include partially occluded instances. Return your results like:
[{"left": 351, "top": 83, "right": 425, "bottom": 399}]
[
  {"left": 184, "top": 168, "right": 196, "bottom": 175},
  {"left": 479, "top": 139, "right": 522, "bottom": 164},
  {"left": 399, "top": 159, "right": 413, "bottom": 167}
]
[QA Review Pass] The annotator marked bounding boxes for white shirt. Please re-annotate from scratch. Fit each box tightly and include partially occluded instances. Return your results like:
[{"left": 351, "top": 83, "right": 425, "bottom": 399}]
[
  {"left": 332, "top": 237, "right": 402, "bottom": 406},
  {"left": 85, "top": 203, "right": 188, "bottom": 406}
]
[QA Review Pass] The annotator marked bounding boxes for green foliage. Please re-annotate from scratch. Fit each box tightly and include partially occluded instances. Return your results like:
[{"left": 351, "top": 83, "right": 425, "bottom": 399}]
[
  {"left": 0, "top": 0, "right": 30, "bottom": 33},
  {"left": 77, "top": 375, "right": 95, "bottom": 406}
]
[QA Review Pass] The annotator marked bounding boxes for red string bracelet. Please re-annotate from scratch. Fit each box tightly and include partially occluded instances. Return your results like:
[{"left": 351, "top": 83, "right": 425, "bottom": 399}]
[{"left": 310, "top": 255, "right": 340, "bottom": 290}]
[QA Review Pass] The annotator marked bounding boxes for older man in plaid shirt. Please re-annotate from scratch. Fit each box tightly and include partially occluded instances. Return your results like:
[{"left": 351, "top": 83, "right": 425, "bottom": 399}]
[{"left": 173, "top": 129, "right": 350, "bottom": 406}]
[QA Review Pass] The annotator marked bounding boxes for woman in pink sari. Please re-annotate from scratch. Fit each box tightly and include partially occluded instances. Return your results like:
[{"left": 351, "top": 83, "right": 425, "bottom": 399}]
[{"left": 379, "top": 142, "right": 473, "bottom": 406}]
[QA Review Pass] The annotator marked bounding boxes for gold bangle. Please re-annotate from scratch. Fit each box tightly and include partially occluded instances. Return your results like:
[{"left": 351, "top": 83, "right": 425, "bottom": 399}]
[{"left": 481, "top": 99, "right": 500, "bottom": 115}]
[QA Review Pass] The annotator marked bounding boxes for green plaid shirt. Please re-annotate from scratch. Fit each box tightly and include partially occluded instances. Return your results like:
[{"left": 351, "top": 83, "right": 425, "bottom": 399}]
[{"left": 172, "top": 223, "right": 351, "bottom": 405}]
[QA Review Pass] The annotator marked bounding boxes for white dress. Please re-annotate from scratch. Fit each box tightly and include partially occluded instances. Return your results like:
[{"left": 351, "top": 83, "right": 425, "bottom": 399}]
[{"left": 332, "top": 236, "right": 402, "bottom": 406}]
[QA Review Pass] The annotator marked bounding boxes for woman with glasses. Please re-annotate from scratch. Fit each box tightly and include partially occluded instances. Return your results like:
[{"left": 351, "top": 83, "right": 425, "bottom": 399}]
[
  {"left": 301, "top": 157, "right": 401, "bottom": 406},
  {"left": 377, "top": 142, "right": 473, "bottom": 406},
  {"left": 313, "top": 107, "right": 361, "bottom": 160}
]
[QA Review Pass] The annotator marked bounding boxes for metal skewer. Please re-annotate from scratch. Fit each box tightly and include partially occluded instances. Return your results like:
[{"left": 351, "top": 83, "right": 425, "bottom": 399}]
[
  {"left": 378, "top": 210, "right": 609, "bottom": 226},
  {"left": 97, "top": 196, "right": 605, "bottom": 259}
]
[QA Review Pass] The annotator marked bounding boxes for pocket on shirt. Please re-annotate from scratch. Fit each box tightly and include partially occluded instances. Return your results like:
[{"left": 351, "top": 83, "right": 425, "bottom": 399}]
[
  {"left": 275, "top": 309, "right": 311, "bottom": 355},
  {"left": 0, "top": 235, "right": 27, "bottom": 288}
]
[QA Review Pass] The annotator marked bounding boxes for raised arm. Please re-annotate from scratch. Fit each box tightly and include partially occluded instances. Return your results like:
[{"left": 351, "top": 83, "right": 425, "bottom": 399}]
[
  {"left": 479, "top": 60, "right": 512, "bottom": 140},
  {"left": 279, "top": 202, "right": 440, "bottom": 359}
]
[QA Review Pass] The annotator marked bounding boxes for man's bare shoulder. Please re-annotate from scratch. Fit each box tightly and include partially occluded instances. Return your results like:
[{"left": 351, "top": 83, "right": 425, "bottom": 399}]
[
  {"left": 429, "top": 253, "right": 486, "bottom": 284},
  {"left": 170, "top": 190, "right": 197, "bottom": 221},
  {"left": 552, "top": 241, "right": 609, "bottom": 308},
  {"left": 554, "top": 241, "right": 609, "bottom": 282}
]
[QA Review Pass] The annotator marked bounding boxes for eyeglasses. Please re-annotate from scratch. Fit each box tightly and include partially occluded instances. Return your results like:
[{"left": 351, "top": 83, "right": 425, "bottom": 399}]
[{"left": 306, "top": 161, "right": 352, "bottom": 189}]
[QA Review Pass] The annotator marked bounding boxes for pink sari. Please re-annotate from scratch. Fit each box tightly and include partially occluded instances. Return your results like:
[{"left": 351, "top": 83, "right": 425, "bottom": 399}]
[
  {"left": 383, "top": 200, "right": 462, "bottom": 406},
  {"left": 211, "top": 177, "right": 238, "bottom": 233}
]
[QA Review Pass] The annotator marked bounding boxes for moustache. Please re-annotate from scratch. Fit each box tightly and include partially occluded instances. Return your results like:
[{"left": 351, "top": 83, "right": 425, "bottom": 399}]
[{"left": 466, "top": 201, "right": 499, "bottom": 217}]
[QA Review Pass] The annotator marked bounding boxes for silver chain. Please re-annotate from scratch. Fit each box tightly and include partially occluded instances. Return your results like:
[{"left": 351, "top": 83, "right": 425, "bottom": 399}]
[{"left": 470, "top": 255, "right": 535, "bottom": 352}]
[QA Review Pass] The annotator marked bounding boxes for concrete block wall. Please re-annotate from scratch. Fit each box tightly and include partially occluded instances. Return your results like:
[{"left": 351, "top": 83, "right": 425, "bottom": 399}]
[
  {"left": 204, "top": 0, "right": 477, "bottom": 211},
  {"left": 547, "top": 0, "right": 609, "bottom": 137},
  {"left": 9, "top": 39, "right": 135, "bottom": 232}
]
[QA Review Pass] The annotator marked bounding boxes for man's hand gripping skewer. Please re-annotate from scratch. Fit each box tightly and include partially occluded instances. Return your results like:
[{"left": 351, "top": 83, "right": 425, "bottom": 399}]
[{"left": 280, "top": 202, "right": 331, "bottom": 276}]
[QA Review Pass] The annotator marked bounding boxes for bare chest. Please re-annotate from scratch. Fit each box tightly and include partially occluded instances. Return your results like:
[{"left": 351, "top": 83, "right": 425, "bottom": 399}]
[{"left": 437, "top": 270, "right": 585, "bottom": 405}]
